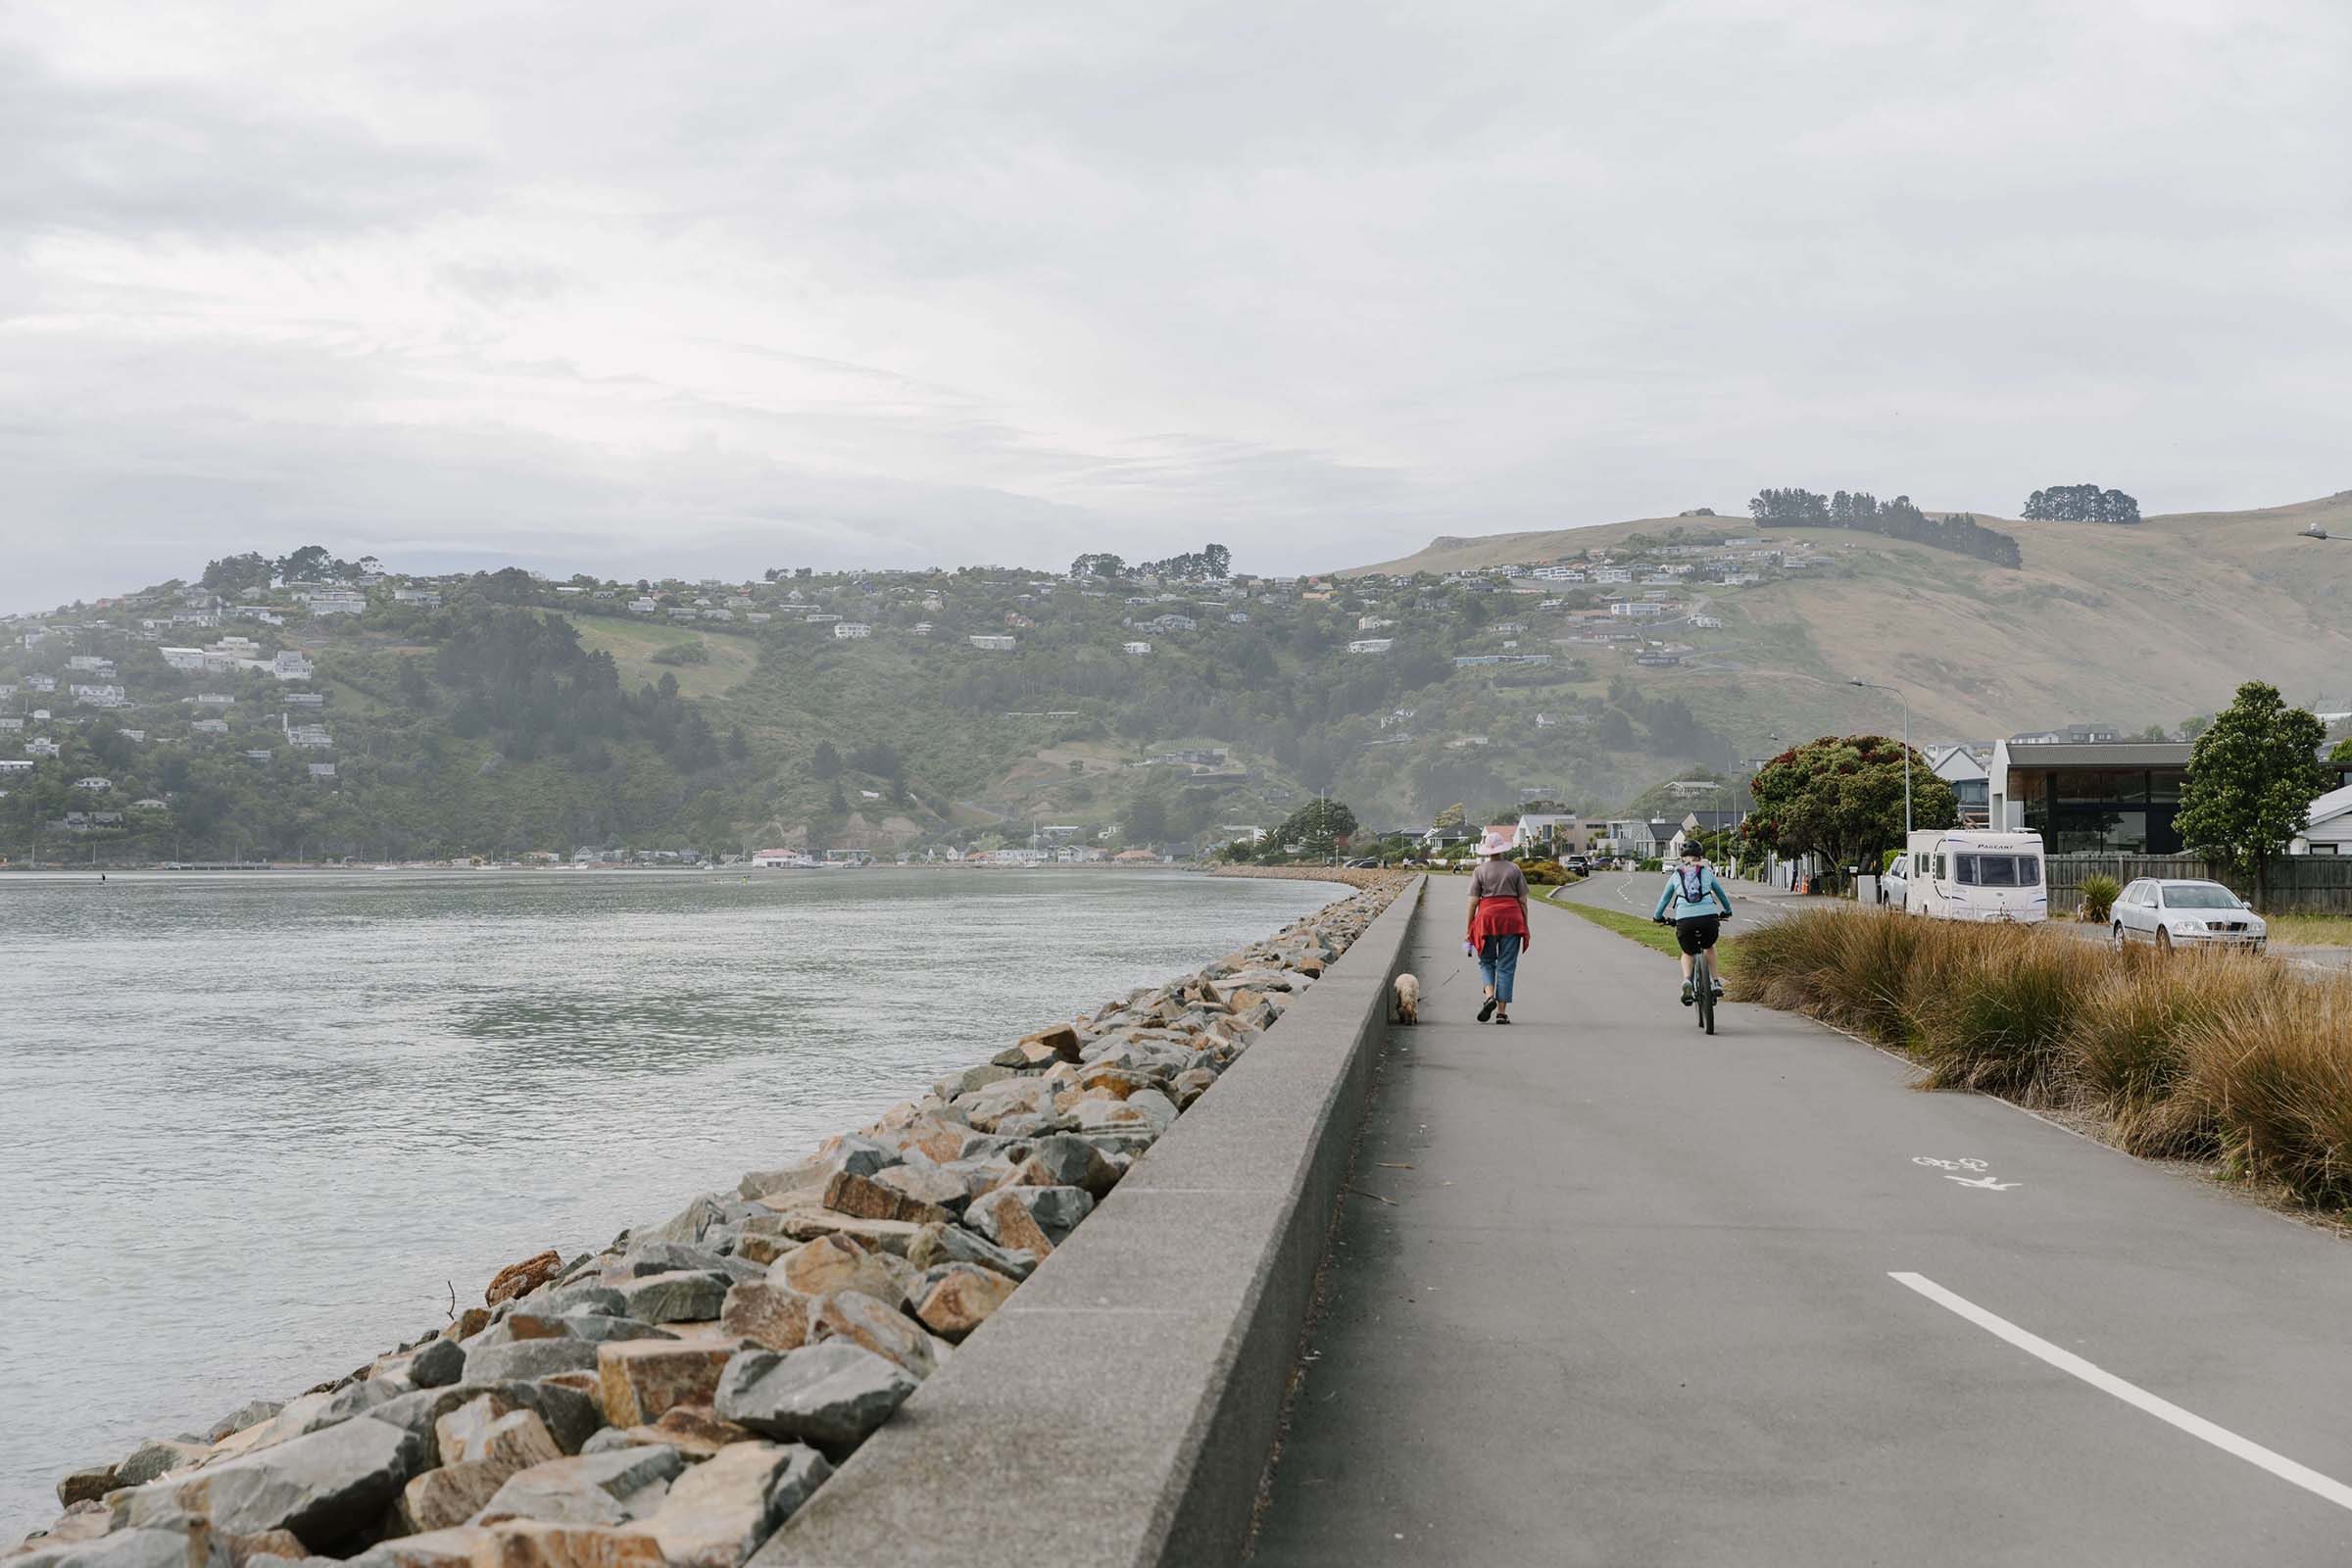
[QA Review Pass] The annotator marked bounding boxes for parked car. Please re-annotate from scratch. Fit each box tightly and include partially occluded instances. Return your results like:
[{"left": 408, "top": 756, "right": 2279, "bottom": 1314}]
[
  {"left": 1879, "top": 852, "right": 1908, "bottom": 907},
  {"left": 2110, "top": 879, "right": 2267, "bottom": 953}
]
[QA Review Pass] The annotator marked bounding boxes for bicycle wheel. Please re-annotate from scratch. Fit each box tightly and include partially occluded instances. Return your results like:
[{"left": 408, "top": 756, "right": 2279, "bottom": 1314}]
[{"left": 1695, "top": 954, "right": 1716, "bottom": 1034}]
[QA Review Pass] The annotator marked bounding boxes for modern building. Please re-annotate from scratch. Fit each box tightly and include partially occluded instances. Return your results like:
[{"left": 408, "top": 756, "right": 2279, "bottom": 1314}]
[{"left": 1986, "top": 739, "right": 2191, "bottom": 853}]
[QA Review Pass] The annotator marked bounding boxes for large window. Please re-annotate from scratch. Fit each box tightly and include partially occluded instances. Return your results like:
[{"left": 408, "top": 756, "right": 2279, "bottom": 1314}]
[{"left": 1954, "top": 854, "right": 2041, "bottom": 887}]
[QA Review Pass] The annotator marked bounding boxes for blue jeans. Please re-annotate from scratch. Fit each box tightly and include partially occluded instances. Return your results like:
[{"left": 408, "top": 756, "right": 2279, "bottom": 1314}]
[{"left": 1479, "top": 933, "right": 1523, "bottom": 1004}]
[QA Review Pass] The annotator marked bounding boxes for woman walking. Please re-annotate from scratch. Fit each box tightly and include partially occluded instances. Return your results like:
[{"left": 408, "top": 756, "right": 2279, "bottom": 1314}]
[{"left": 1465, "top": 828, "right": 1532, "bottom": 1023}]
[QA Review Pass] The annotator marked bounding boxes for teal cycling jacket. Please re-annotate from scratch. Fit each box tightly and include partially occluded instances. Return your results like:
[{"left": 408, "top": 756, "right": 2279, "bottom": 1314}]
[{"left": 1652, "top": 863, "right": 1733, "bottom": 921}]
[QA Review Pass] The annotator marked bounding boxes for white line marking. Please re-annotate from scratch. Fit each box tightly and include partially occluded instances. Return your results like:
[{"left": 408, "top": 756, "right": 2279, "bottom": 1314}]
[{"left": 1888, "top": 1271, "right": 2352, "bottom": 1513}]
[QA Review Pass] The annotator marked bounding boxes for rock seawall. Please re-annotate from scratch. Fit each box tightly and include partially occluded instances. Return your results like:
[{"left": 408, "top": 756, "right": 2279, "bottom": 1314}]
[
  {"left": 1209, "top": 864, "right": 1396, "bottom": 891},
  {"left": 13, "top": 876, "right": 1410, "bottom": 1568}
]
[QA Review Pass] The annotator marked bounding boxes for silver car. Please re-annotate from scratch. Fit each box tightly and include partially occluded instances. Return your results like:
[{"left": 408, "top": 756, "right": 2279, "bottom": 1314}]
[{"left": 2110, "top": 878, "right": 2267, "bottom": 953}]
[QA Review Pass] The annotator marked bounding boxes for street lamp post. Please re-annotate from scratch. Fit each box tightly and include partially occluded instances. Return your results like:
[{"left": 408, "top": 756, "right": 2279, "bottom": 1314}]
[{"left": 1849, "top": 678, "right": 1913, "bottom": 839}]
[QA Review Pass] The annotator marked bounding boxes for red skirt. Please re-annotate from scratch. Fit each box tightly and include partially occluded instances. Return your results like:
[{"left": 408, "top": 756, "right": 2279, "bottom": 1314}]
[{"left": 1469, "top": 895, "right": 1530, "bottom": 944}]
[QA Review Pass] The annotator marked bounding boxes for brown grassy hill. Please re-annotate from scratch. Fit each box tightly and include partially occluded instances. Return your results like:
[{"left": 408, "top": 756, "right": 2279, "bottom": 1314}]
[{"left": 1336, "top": 492, "right": 2352, "bottom": 743}]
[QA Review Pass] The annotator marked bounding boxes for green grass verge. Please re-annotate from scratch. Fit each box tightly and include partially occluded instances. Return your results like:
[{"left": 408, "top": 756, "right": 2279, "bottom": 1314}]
[
  {"left": 1555, "top": 902, "right": 1743, "bottom": 980},
  {"left": 2268, "top": 912, "right": 2352, "bottom": 948}
]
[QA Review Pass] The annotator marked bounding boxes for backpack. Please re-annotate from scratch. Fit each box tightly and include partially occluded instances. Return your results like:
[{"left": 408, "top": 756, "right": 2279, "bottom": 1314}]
[{"left": 1679, "top": 864, "right": 1706, "bottom": 903}]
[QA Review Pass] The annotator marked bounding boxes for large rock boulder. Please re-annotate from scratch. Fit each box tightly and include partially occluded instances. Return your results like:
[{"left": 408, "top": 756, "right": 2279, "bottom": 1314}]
[
  {"left": 469, "top": 1520, "right": 664, "bottom": 1568},
  {"left": 595, "top": 1342, "right": 738, "bottom": 1430},
  {"left": 463, "top": 1340, "right": 601, "bottom": 1385},
  {"left": 407, "top": 1339, "right": 466, "bottom": 1390},
  {"left": 817, "top": 1171, "right": 951, "bottom": 1229},
  {"left": 366, "top": 1382, "right": 605, "bottom": 1467},
  {"left": 763, "top": 1236, "right": 906, "bottom": 1306},
  {"left": 808, "top": 1291, "right": 939, "bottom": 1378},
  {"left": 612, "top": 1272, "right": 727, "bottom": 1326},
  {"left": 912, "top": 1265, "right": 1018, "bottom": 1343},
  {"left": 712, "top": 1344, "right": 915, "bottom": 1449},
  {"left": 347, "top": 1525, "right": 490, "bottom": 1568},
  {"left": 486, "top": 1251, "right": 565, "bottom": 1307},
  {"left": 717, "top": 1285, "right": 813, "bottom": 1354},
  {"left": 628, "top": 1441, "right": 831, "bottom": 1568},
  {"left": 115, "top": 1412, "right": 422, "bottom": 1546},
  {"left": 14, "top": 1525, "right": 234, "bottom": 1568},
  {"left": 469, "top": 1446, "right": 686, "bottom": 1528},
  {"left": 903, "top": 1223, "right": 1037, "bottom": 1282},
  {"left": 399, "top": 1409, "right": 563, "bottom": 1533}
]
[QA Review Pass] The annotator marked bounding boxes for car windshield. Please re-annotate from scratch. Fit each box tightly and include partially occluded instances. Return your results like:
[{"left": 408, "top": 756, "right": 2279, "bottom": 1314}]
[{"left": 2164, "top": 884, "right": 2243, "bottom": 909}]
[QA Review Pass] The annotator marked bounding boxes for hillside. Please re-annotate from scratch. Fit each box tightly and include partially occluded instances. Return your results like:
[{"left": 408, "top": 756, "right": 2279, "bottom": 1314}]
[
  {"left": 1339, "top": 492, "right": 2352, "bottom": 745},
  {"left": 8, "top": 495, "right": 2350, "bottom": 864}
]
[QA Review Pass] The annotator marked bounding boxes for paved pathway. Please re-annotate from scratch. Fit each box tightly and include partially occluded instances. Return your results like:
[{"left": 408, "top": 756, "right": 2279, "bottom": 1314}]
[{"left": 1250, "top": 887, "right": 2352, "bottom": 1565}]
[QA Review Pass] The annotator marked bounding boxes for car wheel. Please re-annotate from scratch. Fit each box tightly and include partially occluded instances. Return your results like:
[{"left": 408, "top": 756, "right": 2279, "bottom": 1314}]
[
  {"left": 2155, "top": 927, "right": 2173, "bottom": 955},
  {"left": 2111, "top": 921, "right": 2125, "bottom": 952}
]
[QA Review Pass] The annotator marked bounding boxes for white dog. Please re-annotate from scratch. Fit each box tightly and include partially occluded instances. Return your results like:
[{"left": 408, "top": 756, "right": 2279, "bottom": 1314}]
[{"left": 1394, "top": 972, "right": 1421, "bottom": 1025}]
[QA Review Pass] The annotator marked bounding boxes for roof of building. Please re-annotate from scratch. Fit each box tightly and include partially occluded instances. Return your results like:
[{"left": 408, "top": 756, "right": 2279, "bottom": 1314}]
[
  {"left": 2307, "top": 783, "right": 2352, "bottom": 828},
  {"left": 1996, "top": 741, "right": 2193, "bottom": 768}
]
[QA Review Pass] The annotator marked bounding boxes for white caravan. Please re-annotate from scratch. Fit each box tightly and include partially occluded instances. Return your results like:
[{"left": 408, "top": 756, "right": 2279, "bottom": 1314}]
[{"left": 1897, "top": 829, "right": 2048, "bottom": 923}]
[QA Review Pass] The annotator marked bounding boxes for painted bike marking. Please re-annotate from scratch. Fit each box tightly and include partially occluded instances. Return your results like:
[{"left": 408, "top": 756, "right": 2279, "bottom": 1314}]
[
  {"left": 1888, "top": 1272, "right": 2352, "bottom": 1514},
  {"left": 1913, "top": 1155, "right": 2020, "bottom": 1191}
]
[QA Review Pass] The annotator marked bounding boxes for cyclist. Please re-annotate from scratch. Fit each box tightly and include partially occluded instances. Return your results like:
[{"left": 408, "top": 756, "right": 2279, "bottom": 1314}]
[{"left": 1651, "top": 843, "right": 1733, "bottom": 1006}]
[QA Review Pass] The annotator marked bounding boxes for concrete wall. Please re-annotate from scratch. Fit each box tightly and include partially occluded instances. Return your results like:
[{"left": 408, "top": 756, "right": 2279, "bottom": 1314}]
[{"left": 756, "top": 877, "right": 1425, "bottom": 1568}]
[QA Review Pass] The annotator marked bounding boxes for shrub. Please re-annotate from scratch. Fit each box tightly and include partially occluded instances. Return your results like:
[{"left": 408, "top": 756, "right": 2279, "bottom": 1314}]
[
  {"left": 2180, "top": 973, "right": 2352, "bottom": 1205},
  {"left": 1728, "top": 906, "right": 1931, "bottom": 1043},
  {"left": 1731, "top": 904, "right": 2352, "bottom": 1205},
  {"left": 2059, "top": 949, "right": 2268, "bottom": 1155},
  {"left": 2079, "top": 873, "right": 2121, "bottom": 924},
  {"left": 1901, "top": 926, "right": 2092, "bottom": 1099},
  {"left": 1519, "top": 858, "right": 1571, "bottom": 885}
]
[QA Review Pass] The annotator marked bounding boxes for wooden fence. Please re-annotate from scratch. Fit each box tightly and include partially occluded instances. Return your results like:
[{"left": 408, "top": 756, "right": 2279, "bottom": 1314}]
[{"left": 2045, "top": 853, "right": 2352, "bottom": 914}]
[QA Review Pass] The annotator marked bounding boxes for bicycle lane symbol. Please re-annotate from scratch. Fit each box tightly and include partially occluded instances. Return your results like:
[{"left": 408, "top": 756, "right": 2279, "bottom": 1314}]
[{"left": 1913, "top": 1156, "right": 2021, "bottom": 1191}]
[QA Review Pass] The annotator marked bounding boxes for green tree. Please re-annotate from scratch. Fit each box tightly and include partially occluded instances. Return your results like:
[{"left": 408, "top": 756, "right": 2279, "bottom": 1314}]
[
  {"left": 201, "top": 552, "right": 274, "bottom": 595},
  {"left": 1433, "top": 802, "right": 1467, "bottom": 830},
  {"left": 1275, "top": 797, "right": 1357, "bottom": 858},
  {"left": 1740, "top": 734, "right": 1959, "bottom": 885},
  {"left": 810, "top": 741, "right": 841, "bottom": 779},
  {"left": 2173, "top": 681, "right": 2331, "bottom": 910},
  {"left": 2328, "top": 736, "right": 2352, "bottom": 764}
]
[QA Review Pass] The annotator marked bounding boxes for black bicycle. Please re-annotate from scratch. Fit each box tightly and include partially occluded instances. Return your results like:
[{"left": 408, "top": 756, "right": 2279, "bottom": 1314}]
[{"left": 1658, "top": 911, "right": 1732, "bottom": 1035}]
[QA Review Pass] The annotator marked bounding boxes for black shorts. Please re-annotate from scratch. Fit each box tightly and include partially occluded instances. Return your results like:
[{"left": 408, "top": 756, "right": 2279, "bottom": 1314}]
[{"left": 1673, "top": 915, "right": 1721, "bottom": 955}]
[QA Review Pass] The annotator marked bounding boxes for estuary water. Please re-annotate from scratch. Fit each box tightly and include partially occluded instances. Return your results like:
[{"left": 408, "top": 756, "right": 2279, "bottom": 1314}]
[{"left": 0, "top": 867, "right": 1342, "bottom": 1532}]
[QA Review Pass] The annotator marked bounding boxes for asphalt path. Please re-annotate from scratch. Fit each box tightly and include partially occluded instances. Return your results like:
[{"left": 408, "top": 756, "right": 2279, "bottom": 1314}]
[{"left": 1250, "top": 876, "right": 2352, "bottom": 1566}]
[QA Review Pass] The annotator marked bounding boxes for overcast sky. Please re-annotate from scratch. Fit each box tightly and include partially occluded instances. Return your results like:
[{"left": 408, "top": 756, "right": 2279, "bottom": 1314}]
[{"left": 4, "top": 0, "right": 2347, "bottom": 612}]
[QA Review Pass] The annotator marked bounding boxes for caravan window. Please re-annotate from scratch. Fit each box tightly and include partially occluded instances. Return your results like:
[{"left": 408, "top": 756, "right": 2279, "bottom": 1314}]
[{"left": 1955, "top": 854, "right": 2039, "bottom": 888}]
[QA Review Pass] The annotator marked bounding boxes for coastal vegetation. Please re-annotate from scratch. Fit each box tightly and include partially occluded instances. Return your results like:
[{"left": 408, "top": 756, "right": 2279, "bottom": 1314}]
[{"left": 1733, "top": 907, "right": 2352, "bottom": 1208}]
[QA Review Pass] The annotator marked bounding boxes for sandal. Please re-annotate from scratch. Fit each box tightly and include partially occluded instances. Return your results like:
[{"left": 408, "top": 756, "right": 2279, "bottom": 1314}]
[
  {"left": 1494, "top": 1014, "right": 1512, "bottom": 1025},
  {"left": 1476, "top": 997, "right": 1497, "bottom": 1023}
]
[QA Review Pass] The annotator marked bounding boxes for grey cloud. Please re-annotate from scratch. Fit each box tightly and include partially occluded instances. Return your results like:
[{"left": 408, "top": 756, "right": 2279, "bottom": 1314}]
[
  {"left": 0, "top": 49, "right": 480, "bottom": 242},
  {"left": 4, "top": 0, "right": 2351, "bottom": 612}
]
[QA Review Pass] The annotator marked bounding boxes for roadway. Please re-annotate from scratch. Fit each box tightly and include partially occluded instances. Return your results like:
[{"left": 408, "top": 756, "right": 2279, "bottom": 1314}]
[{"left": 1250, "top": 876, "right": 2352, "bottom": 1565}]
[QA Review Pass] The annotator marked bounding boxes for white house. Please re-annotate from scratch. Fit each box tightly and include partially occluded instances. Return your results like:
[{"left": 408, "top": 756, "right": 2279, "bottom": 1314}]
[
  {"left": 833, "top": 622, "right": 872, "bottom": 640},
  {"left": 1927, "top": 744, "right": 1991, "bottom": 825},
  {"left": 74, "top": 776, "right": 112, "bottom": 792},
  {"left": 969, "top": 634, "right": 1016, "bottom": 651},
  {"left": 161, "top": 647, "right": 206, "bottom": 671},
  {"left": 1347, "top": 638, "right": 1394, "bottom": 655},
  {"left": 1123, "top": 641, "right": 1152, "bottom": 656},
  {"left": 2291, "top": 784, "right": 2352, "bottom": 855}
]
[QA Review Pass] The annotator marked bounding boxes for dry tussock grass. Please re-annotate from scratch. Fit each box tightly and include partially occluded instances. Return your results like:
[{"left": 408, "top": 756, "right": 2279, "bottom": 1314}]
[{"left": 1737, "top": 906, "right": 2352, "bottom": 1208}]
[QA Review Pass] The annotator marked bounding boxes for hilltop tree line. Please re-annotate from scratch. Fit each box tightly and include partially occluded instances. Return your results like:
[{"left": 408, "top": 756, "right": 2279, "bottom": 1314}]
[
  {"left": 1748, "top": 488, "right": 2022, "bottom": 567},
  {"left": 2021, "top": 484, "right": 2140, "bottom": 523},
  {"left": 1069, "top": 543, "right": 1232, "bottom": 582}
]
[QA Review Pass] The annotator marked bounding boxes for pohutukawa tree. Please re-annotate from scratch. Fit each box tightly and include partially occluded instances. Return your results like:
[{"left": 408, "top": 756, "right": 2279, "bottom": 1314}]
[{"left": 1740, "top": 734, "right": 1959, "bottom": 885}]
